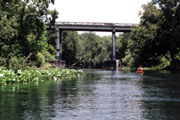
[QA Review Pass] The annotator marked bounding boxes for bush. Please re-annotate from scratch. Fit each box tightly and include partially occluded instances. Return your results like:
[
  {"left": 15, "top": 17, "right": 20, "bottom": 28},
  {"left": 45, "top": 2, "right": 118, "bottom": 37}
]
[
  {"left": 122, "top": 54, "right": 135, "bottom": 67},
  {"left": 36, "top": 52, "right": 45, "bottom": 67},
  {"left": 0, "top": 57, "right": 6, "bottom": 66},
  {"left": 0, "top": 57, "right": 28, "bottom": 71},
  {"left": 47, "top": 45, "right": 56, "bottom": 55},
  {"left": 41, "top": 50, "right": 56, "bottom": 61},
  {"left": 9, "top": 57, "right": 28, "bottom": 71}
]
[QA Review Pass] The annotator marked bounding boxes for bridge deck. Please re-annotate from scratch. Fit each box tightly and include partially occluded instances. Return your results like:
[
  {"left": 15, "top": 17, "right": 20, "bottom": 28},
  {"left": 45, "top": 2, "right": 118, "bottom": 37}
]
[{"left": 56, "top": 22, "right": 138, "bottom": 32}]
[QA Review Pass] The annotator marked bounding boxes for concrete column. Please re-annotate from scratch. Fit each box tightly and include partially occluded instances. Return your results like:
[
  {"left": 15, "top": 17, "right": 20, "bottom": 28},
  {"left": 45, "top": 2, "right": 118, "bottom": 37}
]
[
  {"left": 59, "top": 30, "right": 62, "bottom": 60},
  {"left": 116, "top": 59, "right": 120, "bottom": 70},
  {"left": 112, "top": 30, "right": 116, "bottom": 61},
  {"left": 56, "top": 27, "right": 60, "bottom": 60},
  {"left": 56, "top": 27, "right": 62, "bottom": 60}
]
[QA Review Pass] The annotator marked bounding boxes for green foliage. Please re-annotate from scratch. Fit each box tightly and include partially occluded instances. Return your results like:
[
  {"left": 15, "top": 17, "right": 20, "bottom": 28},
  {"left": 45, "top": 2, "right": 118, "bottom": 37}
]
[
  {"left": 152, "top": 0, "right": 180, "bottom": 71},
  {"left": 116, "top": 33, "right": 130, "bottom": 60},
  {"left": 8, "top": 57, "right": 28, "bottom": 71},
  {"left": 41, "top": 50, "right": 56, "bottom": 61},
  {"left": 76, "top": 32, "right": 110, "bottom": 68},
  {"left": 121, "top": 1, "right": 180, "bottom": 72},
  {"left": 122, "top": 2, "right": 164, "bottom": 67},
  {"left": 156, "top": 56, "right": 170, "bottom": 69},
  {"left": 122, "top": 52, "right": 136, "bottom": 67},
  {"left": 62, "top": 31, "right": 79, "bottom": 66},
  {"left": 61, "top": 32, "right": 111, "bottom": 68},
  {"left": 0, "top": 0, "right": 58, "bottom": 69},
  {"left": 0, "top": 68, "right": 84, "bottom": 86},
  {"left": 36, "top": 52, "right": 46, "bottom": 67},
  {"left": 141, "top": 2, "right": 163, "bottom": 25},
  {"left": 0, "top": 57, "right": 28, "bottom": 71}
]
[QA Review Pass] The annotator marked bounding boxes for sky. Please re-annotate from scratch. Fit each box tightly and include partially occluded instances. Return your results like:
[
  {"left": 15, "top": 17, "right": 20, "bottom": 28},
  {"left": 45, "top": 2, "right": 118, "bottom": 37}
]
[{"left": 50, "top": 0, "right": 151, "bottom": 36}]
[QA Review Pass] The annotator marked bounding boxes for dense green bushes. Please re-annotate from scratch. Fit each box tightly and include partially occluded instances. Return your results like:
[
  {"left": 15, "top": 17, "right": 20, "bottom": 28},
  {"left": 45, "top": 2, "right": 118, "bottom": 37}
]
[
  {"left": 121, "top": 1, "right": 180, "bottom": 71},
  {"left": 0, "top": 0, "right": 58, "bottom": 69},
  {"left": 36, "top": 52, "right": 46, "bottom": 67}
]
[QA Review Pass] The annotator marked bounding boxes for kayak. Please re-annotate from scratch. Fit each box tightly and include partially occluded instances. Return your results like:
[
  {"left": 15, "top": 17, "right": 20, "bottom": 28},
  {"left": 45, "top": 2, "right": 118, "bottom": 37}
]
[
  {"left": 137, "top": 70, "right": 143, "bottom": 73},
  {"left": 137, "top": 69, "right": 144, "bottom": 74},
  {"left": 137, "top": 66, "right": 144, "bottom": 74}
]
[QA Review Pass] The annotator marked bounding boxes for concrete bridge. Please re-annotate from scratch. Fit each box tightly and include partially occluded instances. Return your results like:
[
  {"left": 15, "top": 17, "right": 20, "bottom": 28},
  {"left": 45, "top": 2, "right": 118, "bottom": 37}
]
[{"left": 55, "top": 22, "right": 138, "bottom": 61}]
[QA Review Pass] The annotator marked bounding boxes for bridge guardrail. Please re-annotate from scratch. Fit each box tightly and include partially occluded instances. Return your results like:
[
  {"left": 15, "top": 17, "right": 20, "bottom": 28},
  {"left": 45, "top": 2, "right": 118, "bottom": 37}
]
[{"left": 56, "top": 22, "right": 138, "bottom": 27}]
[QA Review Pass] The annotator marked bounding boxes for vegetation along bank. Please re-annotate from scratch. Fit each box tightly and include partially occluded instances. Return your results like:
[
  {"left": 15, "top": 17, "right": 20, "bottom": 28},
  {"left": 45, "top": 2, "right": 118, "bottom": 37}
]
[{"left": 0, "top": 68, "right": 84, "bottom": 86}]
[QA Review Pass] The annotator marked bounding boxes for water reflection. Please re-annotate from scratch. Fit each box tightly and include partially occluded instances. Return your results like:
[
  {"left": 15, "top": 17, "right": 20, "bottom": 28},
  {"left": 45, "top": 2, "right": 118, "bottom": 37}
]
[
  {"left": 141, "top": 72, "right": 180, "bottom": 120},
  {"left": 0, "top": 81, "right": 58, "bottom": 120},
  {"left": 0, "top": 70, "right": 180, "bottom": 120}
]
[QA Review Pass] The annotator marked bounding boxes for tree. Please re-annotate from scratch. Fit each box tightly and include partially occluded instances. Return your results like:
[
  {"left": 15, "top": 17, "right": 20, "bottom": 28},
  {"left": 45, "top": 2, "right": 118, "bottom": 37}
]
[
  {"left": 116, "top": 33, "right": 130, "bottom": 60},
  {"left": 62, "top": 31, "right": 79, "bottom": 67},
  {"left": 0, "top": 0, "right": 22, "bottom": 68},
  {"left": 122, "top": 2, "right": 163, "bottom": 67},
  {"left": 152, "top": 0, "right": 180, "bottom": 71},
  {"left": 17, "top": 0, "right": 58, "bottom": 57},
  {"left": 0, "top": 0, "right": 58, "bottom": 68},
  {"left": 76, "top": 32, "right": 110, "bottom": 68}
]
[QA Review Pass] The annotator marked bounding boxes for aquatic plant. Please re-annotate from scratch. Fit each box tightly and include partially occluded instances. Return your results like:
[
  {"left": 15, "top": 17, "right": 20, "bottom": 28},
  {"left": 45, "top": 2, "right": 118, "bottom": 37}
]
[{"left": 0, "top": 68, "right": 84, "bottom": 85}]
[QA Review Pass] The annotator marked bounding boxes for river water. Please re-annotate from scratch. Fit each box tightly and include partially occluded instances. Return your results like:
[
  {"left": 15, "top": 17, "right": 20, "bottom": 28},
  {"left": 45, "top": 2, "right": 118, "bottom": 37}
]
[{"left": 0, "top": 69, "right": 180, "bottom": 120}]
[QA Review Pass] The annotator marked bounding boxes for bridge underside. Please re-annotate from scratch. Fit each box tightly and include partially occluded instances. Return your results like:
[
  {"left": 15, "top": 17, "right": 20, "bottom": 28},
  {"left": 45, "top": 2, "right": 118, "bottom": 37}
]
[
  {"left": 58, "top": 26, "right": 132, "bottom": 32},
  {"left": 55, "top": 22, "right": 137, "bottom": 61}
]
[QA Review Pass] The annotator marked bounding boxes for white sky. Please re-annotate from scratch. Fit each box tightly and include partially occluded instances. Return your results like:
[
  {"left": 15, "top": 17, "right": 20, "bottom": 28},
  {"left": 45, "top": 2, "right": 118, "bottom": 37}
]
[{"left": 50, "top": 0, "right": 151, "bottom": 36}]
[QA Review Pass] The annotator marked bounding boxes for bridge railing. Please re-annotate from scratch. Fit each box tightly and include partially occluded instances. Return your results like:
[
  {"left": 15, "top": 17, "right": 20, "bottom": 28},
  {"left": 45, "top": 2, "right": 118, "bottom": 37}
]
[{"left": 56, "top": 22, "right": 138, "bottom": 27}]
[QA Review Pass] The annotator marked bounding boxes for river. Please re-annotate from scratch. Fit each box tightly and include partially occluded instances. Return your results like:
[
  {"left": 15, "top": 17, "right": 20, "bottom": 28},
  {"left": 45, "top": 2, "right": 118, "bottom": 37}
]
[{"left": 0, "top": 69, "right": 180, "bottom": 120}]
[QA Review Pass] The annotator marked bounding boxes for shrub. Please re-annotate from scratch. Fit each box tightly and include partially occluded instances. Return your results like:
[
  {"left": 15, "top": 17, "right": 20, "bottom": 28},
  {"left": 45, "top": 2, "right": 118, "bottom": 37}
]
[
  {"left": 36, "top": 52, "right": 45, "bottom": 67},
  {"left": 41, "top": 50, "right": 56, "bottom": 61},
  {"left": 0, "top": 57, "right": 28, "bottom": 71},
  {"left": 8, "top": 57, "right": 28, "bottom": 71}
]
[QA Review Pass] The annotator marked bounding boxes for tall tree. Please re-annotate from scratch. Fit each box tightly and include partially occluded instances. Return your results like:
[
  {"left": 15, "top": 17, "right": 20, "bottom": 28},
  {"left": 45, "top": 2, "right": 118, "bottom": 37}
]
[
  {"left": 0, "top": 0, "right": 58, "bottom": 68},
  {"left": 152, "top": 0, "right": 180, "bottom": 71},
  {"left": 122, "top": 2, "right": 163, "bottom": 67},
  {"left": 116, "top": 33, "right": 130, "bottom": 60},
  {"left": 76, "top": 32, "right": 110, "bottom": 68},
  {"left": 0, "top": 0, "right": 23, "bottom": 68},
  {"left": 62, "top": 31, "right": 79, "bottom": 67}
]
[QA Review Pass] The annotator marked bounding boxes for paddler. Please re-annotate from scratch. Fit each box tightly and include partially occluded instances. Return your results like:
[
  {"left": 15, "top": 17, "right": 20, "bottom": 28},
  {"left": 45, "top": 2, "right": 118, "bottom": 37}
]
[{"left": 138, "top": 65, "right": 143, "bottom": 71}]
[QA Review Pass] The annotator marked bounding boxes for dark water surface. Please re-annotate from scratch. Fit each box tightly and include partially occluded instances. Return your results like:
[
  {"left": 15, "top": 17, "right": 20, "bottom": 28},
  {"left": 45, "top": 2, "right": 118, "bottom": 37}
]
[{"left": 0, "top": 69, "right": 180, "bottom": 120}]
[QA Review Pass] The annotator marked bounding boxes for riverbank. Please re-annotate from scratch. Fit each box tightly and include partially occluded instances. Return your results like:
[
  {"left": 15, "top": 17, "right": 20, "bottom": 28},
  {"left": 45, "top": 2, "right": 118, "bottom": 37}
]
[
  {"left": 0, "top": 68, "right": 84, "bottom": 86},
  {"left": 121, "top": 66, "right": 170, "bottom": 72}
]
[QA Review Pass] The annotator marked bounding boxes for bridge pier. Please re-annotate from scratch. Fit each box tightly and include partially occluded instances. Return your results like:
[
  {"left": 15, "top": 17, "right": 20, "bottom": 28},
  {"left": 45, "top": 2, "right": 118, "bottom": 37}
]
[
  {"left": 56, "top": 27, "right": 62, "bottom": 61},
  {"left": 112, "top": 29, "right": 116, "bottom": 61}
]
